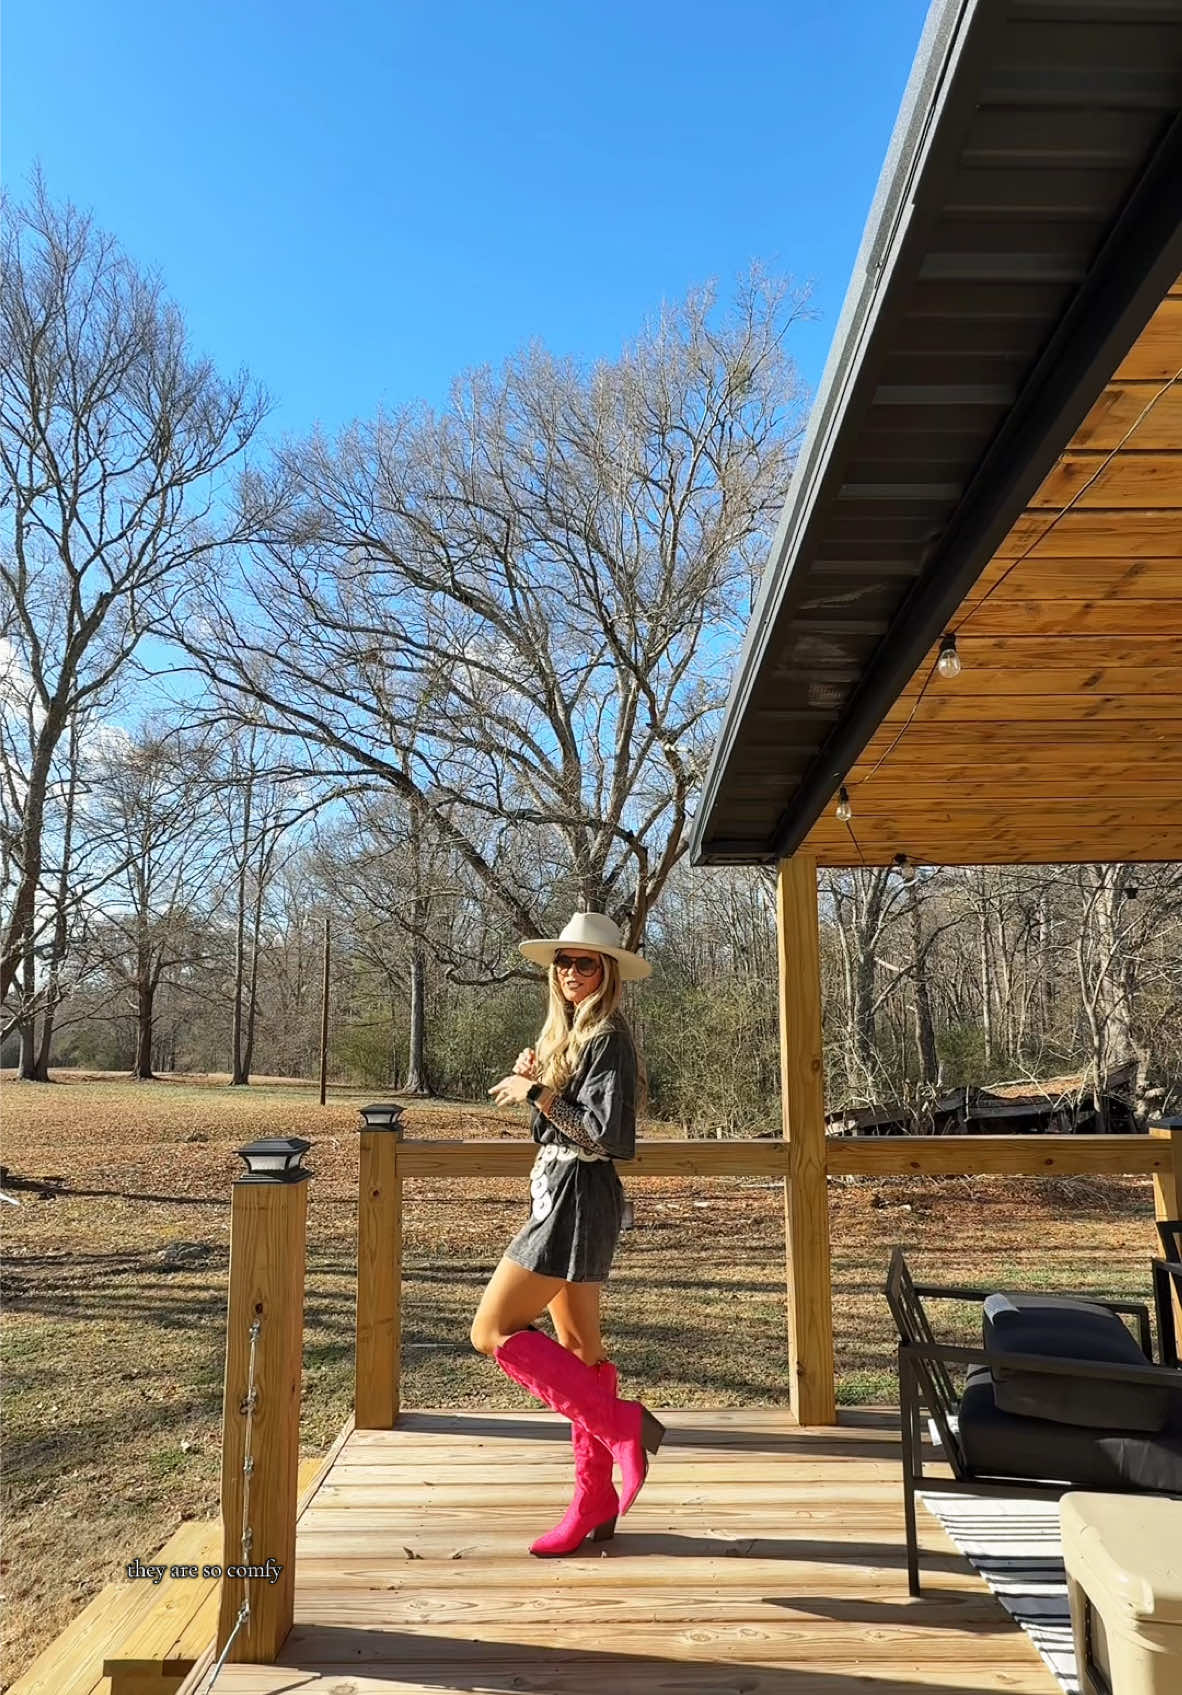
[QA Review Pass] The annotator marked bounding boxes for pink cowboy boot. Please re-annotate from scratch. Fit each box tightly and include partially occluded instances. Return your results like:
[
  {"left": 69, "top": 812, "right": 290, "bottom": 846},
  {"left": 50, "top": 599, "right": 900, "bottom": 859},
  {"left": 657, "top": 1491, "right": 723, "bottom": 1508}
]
[
  {"left": 529, "top": 1360, "right": 620, "bottom": 1557},
  {"left": 494, "top": 1328, "right": 664, "bottom": 1519}
]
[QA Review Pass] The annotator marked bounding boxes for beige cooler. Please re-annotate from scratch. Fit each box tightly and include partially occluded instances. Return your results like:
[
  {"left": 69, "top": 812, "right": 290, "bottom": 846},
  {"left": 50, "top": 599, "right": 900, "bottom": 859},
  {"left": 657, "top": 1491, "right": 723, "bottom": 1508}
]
[{"left": 1060, "top": 1492, "right": 1182, "bottom": 1695}]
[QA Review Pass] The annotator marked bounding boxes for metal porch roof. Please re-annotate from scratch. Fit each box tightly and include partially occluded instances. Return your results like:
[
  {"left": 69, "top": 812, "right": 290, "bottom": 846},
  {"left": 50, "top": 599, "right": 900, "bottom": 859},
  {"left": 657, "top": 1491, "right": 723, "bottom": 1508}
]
[{"left": 691, "top": 0, "right": 1182, "bottom": 867}]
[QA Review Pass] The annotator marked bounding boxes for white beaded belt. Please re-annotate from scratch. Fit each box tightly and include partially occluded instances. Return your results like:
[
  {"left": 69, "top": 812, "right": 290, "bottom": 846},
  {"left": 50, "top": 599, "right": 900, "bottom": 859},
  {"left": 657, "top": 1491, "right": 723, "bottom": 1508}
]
[
  {"left": 531, "top": 1142, "right": 610, "bottom": 1169},
  {"left": 528, "top": 1141, "right": 608, "bottom": 1221}
]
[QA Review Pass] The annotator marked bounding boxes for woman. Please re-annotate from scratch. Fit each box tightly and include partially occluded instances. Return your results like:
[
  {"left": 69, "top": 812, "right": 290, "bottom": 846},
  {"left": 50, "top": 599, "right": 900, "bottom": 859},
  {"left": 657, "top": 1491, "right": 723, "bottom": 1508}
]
[{"left": 470, "top": 910, "right": 665, "bottom": 1557}]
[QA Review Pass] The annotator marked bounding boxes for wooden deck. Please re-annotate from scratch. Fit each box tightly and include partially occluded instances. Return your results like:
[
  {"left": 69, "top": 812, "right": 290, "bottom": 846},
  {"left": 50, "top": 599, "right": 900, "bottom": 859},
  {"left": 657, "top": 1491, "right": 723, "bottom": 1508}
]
[{"left": 190, "top": 1407, "right": 1058, "bottom": 1694}]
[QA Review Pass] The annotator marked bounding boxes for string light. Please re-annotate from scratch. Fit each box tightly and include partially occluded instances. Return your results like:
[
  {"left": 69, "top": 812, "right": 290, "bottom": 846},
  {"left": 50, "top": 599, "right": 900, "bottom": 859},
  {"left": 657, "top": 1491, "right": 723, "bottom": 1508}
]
[
  {"left": 936, "top": 633, "right": 961, "bottom": 678},
  {"left": 893, "top": 852, "right": 917, "bottom": 884},
  {"left": 835, "top": 784, "right": 852, "bottom": 823}
]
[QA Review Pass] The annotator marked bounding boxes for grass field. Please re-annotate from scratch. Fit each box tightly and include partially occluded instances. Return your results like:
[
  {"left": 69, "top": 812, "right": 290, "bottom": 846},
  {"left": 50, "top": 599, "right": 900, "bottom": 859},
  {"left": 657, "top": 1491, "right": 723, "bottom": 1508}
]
[{"left": 0, "top": 1070, "right": 1164, "bottom": 1690}]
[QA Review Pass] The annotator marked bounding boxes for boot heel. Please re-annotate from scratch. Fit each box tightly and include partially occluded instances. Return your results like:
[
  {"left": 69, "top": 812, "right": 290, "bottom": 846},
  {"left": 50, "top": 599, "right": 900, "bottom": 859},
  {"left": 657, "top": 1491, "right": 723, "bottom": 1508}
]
[
  {"left": 641, "top": 1409, "right": 665, "bottom": 1454},
  {"left": 592, "top": 1515, "right": 617, "bottom": 1542}
]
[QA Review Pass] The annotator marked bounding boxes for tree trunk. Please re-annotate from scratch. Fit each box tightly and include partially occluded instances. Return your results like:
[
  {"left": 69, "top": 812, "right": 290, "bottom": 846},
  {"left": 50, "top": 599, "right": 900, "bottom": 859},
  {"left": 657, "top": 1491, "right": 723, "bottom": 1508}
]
[
  {"left": 853, "top": 947, "right": 876, "bottom": 1082},
  {"left": 851, "top": 870, "right": 890, "bottom": 1098},
  {"left": 2, "top": 705, "right": 66, "bottom": 1000},
  {"left": 32, "top": 1002, "right": 55, "bottom": 1082},
  {"left": 32, "top": 724, "right": 83, "bottom": 1084},
  {"left": 404, "top": 941, "right": 430, "bottom": 1095},
  {"left": 242, "top": 932, "right": 262, "bottom": 1082},
  {"left": 978, "top": 870, "right": 993, "bottom": 1067},
  {"left": 16, "top": 925, "right": 37, "bottom": 1080},
  {"left": 132, "top": 943, "right": 156, "bottom": 1080},
  {"left": 995, "top": 902, "right": 1015, "bottom": 1060},
  {"left": 230, "top": 768, "right": 255, "bottom": 1085},
  {"left": 1037, "top": 886, "right": 1055, "bottom": 1045},
  {"left": 241, "top": 822, "right": 272, "bottom": 1083},
  {"left": 908, "top": 881, "right": 940, "bottom": 1087}
]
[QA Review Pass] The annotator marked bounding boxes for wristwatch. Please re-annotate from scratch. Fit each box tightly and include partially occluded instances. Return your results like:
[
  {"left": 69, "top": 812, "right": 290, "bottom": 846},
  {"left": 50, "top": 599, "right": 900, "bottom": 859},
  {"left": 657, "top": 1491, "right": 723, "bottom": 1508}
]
[{"left": 526, "top": 1081, "right": 544, "bottom": 1103}]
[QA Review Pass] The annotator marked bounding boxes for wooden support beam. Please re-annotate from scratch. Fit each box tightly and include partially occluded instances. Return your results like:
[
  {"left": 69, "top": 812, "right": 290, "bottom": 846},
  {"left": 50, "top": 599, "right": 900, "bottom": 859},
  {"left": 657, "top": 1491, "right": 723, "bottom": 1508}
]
[
  {"left": 356, "top": 1119, "right": 403, "bottom": 1429},
  {"left": 217, "top": 1151, "right": 309, "bottom": 1664},
  {"left": 1150, "top": 1122, "right": 1182, "bottom": 1219},
  {"left": 776, "top": 854, "right": 836, "bottom": 1426},
  {"left": 1150, "top": 1121, "right": 1182, "bottom": 1337}
]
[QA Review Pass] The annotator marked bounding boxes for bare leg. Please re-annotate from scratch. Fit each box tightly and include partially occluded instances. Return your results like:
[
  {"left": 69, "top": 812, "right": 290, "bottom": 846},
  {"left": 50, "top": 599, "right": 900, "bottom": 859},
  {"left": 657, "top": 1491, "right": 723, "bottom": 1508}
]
[
  {"left": 469, "top": 1255, "right": 571, "bottom": 1356},
  {"left": 547, "top": 1281, "right": 608, "bottom": 1367}
]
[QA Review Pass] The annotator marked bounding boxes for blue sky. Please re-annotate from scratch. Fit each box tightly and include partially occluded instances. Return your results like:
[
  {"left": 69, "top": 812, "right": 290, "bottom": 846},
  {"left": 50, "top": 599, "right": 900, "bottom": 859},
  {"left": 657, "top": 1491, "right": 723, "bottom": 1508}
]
[{"left": 4, "top": 0, "right": 930, "bottom": 440}]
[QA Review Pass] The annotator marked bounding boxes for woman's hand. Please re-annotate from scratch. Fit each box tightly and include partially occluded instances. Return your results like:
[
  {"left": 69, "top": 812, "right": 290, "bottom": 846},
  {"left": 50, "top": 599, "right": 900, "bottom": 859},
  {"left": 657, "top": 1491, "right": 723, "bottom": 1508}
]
[
  {"left": 489, "top": 1072, "right": 534, "bottom": 1108},
  {"left": 512, "top": 1047, "right": 538, "bottom": 1078}
]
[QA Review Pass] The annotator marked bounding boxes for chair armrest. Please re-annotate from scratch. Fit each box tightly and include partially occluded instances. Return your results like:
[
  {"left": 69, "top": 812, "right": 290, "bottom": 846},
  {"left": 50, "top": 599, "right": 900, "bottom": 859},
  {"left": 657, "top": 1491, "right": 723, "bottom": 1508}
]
[
  {"left": 911, "top": 1282, "right": 994, "bottom": 1301},
  {"left": 903, "top": 1337, "right": 1182, "bottom": 1390}
]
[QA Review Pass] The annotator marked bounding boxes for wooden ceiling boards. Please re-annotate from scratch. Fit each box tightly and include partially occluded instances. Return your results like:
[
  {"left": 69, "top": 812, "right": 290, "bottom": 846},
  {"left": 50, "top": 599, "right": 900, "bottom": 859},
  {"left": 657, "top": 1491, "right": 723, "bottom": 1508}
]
[{"left": 798, "top": 279, "right": 1182, "bottom": 867}]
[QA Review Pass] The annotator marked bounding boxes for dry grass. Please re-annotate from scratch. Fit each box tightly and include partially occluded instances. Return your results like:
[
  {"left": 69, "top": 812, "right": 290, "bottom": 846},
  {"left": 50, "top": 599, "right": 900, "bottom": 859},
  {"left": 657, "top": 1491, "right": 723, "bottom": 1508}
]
[{"left": 0, "top": 1069, "right": 1162, "bottom": 1690}]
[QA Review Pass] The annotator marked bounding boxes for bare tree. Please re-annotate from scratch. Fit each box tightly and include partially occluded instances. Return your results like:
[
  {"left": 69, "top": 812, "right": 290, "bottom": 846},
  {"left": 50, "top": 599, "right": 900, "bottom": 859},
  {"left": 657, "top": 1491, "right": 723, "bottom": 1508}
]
[
  {"left": 87, "top": 726, "right": 220, "bottom": 1079},
  {"left": 1075, "top": 863, "right": 1182, "bottom": 1124},
  {"left": 0, "top": 177, "right": 266, "bottom": 1000},
  {"left": 904, "top": 873, "right": 941, "bottom": 1088},
  {"left": 825, "top": 867, "right": 899, "bottom": 1100},
  {"left": 1, "top": 688, "right": 141, "bottom": 1078},
  {"left": 179, "top": 272, "right": 811, "bottom": 968},
  {"left": 205, "top": 727, "right": 312, "bottom": 1084}
]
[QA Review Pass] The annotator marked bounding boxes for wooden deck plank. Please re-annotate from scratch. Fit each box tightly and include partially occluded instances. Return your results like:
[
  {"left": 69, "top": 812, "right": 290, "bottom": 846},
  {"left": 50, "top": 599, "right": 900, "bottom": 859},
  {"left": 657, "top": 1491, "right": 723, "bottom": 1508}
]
[
  {"left": 179, "top": 1411, "right": 1059, "bottom": 1695},
  {"left": 185, "top": 1664, "right": 1054, "bottom": 1693}
]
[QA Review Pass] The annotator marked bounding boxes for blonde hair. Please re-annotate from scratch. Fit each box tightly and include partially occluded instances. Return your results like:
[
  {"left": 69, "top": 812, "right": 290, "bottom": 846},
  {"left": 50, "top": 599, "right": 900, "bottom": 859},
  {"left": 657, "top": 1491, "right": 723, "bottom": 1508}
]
[{"left": 535, "top": 954, "right": 623, "bottom": 1094}]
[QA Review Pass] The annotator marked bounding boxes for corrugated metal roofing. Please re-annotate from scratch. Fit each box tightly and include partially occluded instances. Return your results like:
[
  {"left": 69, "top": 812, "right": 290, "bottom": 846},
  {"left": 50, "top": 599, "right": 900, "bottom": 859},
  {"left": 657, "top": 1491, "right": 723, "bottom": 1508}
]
[{"left": 691, "top": 0, "right": 1182, "bottom": 865}]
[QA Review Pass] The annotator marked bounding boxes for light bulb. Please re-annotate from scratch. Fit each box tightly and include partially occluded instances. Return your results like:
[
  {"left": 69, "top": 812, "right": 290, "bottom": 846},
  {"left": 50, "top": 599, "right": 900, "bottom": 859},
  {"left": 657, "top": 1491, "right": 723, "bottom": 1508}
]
[
  {"left": 936, "top": 633, "right": 961, "bottom": 678},
  {"left": 835, "top": 784, "right": 852, "bottom": 824}
]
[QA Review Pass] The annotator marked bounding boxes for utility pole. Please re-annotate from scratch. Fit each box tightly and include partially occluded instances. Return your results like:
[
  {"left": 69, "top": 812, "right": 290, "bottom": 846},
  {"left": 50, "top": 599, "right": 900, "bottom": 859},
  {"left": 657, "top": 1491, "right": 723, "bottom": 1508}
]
[{"left": 319, "top": 915, "right": 331, "bottom": 1107}]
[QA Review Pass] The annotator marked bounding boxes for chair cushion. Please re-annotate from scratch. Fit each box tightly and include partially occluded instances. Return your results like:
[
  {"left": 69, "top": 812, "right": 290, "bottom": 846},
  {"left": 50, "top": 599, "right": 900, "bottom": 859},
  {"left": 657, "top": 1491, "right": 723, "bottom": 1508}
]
[
  {"left": 958, "top": 1364, "right": 1182, "bottom": 1493},
  {"left": 983, "top": 1292, "right": 1169, "bottom": 1433}
]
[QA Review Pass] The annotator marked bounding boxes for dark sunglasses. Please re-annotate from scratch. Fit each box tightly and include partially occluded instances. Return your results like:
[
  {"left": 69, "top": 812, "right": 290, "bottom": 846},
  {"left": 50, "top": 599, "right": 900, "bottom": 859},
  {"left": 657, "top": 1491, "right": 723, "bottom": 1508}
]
[{"left": 553, "top": 952, "right": 602, "bottom": 977}]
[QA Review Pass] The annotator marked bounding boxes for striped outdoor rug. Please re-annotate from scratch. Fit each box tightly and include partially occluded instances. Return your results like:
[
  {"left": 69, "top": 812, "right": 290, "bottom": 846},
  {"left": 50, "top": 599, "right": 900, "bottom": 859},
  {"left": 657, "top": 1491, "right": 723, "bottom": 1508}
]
[{"left": 921, "top": 1490, "right": 1078, "bottom": 1694}]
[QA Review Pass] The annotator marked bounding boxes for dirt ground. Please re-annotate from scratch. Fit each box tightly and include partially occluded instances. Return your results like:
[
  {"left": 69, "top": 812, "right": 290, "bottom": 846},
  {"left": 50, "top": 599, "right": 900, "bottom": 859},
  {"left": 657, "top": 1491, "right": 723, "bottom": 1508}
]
[{"left": 0, "top": 1071, "right": 1163, "bottom": 1690}]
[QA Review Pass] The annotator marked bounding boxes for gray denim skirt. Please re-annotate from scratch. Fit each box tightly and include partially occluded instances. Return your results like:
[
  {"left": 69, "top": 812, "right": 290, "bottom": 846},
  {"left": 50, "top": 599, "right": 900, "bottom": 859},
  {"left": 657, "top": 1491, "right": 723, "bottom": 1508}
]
[{"left": 503, "top": 1143, "right": 625, "bottom": 1283}]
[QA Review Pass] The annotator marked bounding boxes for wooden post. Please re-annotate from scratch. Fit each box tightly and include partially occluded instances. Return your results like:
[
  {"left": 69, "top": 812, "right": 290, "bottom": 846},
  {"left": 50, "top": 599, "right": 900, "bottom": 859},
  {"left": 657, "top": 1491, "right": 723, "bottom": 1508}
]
[
  {"left": 217, "top": 1138, "right": 311, "bottom": 1664},
  {"left": 356, "top": 1105, "right": 405, "bottom": 1428},
  {"left": 776, "top": 854, "right": 837, "bottom": 1425},
  {"left": 1150, "top": 1120, "right": 1182, "bottom": 1335}
]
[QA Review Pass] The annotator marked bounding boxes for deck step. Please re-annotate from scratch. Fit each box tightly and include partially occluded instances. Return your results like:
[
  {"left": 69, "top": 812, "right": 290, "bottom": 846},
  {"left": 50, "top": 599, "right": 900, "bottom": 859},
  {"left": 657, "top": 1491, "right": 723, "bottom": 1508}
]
[
  {"left": 102, "top": 1520, "right": 224, "bottom": 1695},
  {"left": 9, "top": 1459, "right": 325, "bottom": 1695}
]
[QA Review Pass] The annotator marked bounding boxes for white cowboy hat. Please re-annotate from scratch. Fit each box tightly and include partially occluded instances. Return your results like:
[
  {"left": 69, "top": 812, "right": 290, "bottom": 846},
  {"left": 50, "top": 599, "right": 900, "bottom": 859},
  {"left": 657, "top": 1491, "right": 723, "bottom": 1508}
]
[{"left": 519, "top": 911, "right": 652, "bottom": 981}]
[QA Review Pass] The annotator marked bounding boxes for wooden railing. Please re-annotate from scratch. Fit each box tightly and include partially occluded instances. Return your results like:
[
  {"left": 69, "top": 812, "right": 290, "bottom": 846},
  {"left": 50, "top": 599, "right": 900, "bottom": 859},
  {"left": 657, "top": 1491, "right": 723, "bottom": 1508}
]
[
  {"left": 353, "top": 1121, "right": 1181, "bottom": 1430},
  {"left": 827, "top": 1130, "right": 1178, "bottom": 1177}
]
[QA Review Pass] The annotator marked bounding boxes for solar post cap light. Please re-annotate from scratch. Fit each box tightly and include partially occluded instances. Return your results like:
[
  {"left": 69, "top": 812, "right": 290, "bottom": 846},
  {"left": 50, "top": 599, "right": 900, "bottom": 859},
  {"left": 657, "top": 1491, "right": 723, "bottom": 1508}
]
[
  {"left": 359, "top": 1104, "right": 406, "bottom": 1134},
  {"left": 235, "top": 1137, "right": 312, "bottom": 1182}
]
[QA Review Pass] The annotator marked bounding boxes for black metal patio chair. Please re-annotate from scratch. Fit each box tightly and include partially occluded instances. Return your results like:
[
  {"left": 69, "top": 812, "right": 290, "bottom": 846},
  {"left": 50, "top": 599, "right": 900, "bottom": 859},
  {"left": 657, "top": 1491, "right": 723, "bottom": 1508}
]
[
  {"left": 1152, "top": 1255, "right": 1182, "bottom": 1369},
  {"left": 884, "top": 1246, "right": 1182, "bottom": 1595},
  {"left": 1157, "top": 1217, "right": 1182, "bottom": 1262}
]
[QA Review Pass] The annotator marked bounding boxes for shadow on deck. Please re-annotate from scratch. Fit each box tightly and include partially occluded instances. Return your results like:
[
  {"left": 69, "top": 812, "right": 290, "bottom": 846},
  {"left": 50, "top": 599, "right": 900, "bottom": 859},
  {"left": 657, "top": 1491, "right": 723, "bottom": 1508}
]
[{"left": 184, "top": 1406, "right": 1057, "bottom": 1694}]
